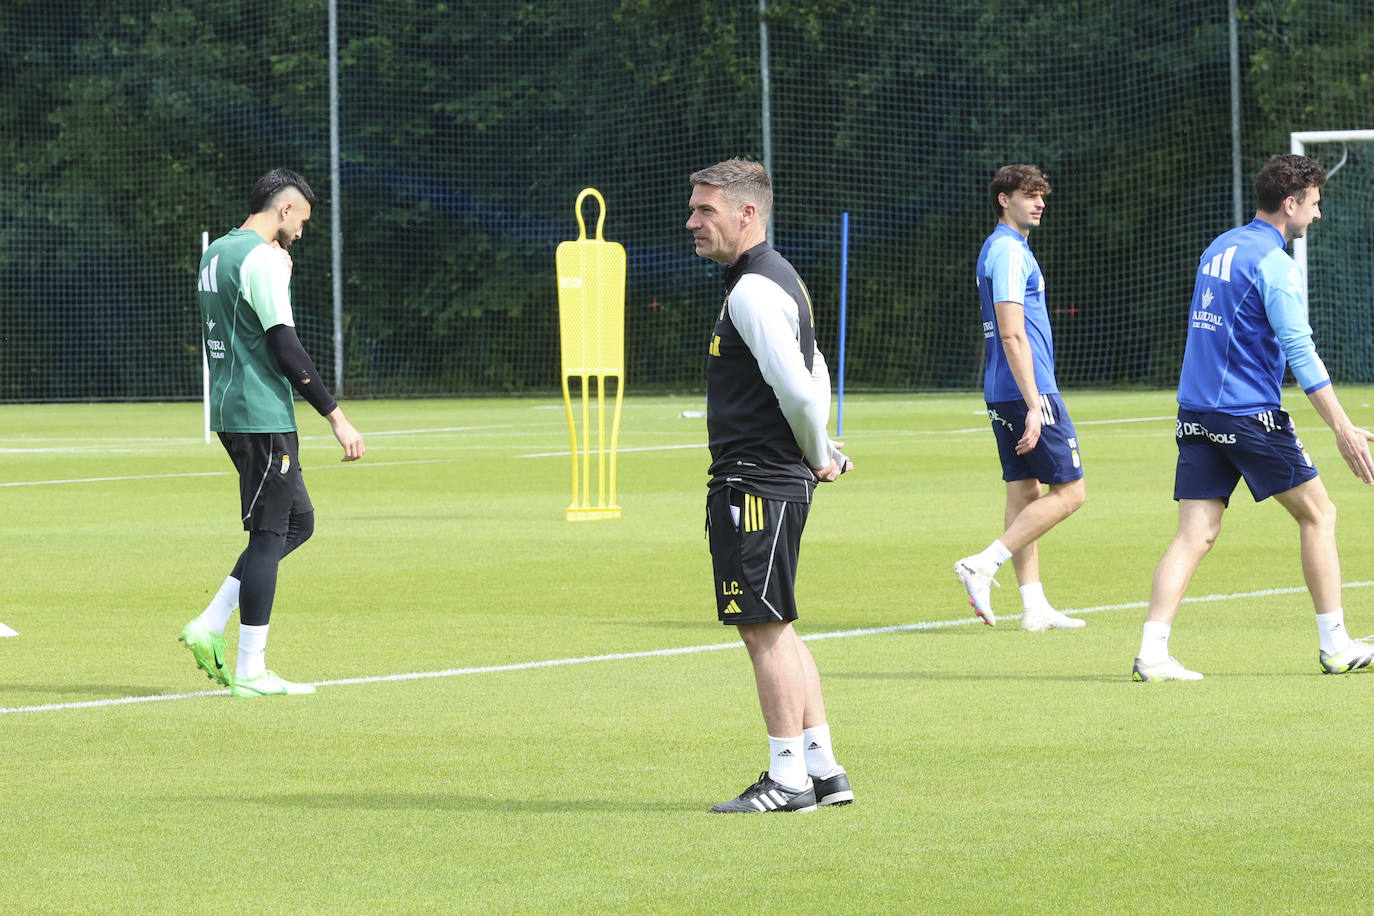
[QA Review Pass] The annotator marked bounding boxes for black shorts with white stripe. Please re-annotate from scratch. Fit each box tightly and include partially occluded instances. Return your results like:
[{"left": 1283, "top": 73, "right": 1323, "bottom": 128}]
[
  {"left": 218, "top": 430, "right": 313, "bottom": 534},
  {"left": 706, "top": 486, "right": 808, "bottom": 626}
]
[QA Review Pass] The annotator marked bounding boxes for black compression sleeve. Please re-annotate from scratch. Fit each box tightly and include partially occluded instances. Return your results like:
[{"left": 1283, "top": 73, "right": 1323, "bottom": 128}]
[{"left": 265, "top": 324, "right": 339, "bottom": 417}]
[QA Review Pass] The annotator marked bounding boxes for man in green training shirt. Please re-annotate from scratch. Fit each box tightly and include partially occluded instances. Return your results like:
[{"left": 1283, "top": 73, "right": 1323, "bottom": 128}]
[{"left": 180, "top": 168, "right": 365, "bottom": 697}]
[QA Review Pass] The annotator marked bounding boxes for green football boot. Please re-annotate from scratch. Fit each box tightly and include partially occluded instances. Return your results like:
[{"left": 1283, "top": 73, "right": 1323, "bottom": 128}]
[{"left": 179, "top": 617, "right": 230, "bottom": 687}]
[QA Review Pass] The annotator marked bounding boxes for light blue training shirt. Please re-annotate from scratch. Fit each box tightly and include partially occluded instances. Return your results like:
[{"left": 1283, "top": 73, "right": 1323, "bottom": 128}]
[{"left": 976, "top": 222, "right": 1060, "bottom": 403}]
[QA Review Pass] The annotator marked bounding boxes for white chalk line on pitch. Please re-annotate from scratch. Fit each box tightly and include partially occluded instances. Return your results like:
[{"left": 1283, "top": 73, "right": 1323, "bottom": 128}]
[
  {"left": 515, "top": 414, "right": 1179, "bottom": 457},
  {"left": 0, "top": 459, "right": 454, "bottom": 488},
  {"left": 4, "top": 580, "right": 1372, "bottom": 717}
]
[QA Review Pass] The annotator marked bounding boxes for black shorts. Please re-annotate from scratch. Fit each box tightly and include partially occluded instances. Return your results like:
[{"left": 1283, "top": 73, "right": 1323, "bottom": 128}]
[
  {"left": 218, "top": 431, "right": 313, "bottom": 534},
  {"left": 706, "top": 487, "right": 809, "bottom": 626}
]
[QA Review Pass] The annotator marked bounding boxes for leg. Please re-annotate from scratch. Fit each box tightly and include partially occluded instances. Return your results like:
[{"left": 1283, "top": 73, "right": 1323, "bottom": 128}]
[
  {"left": 237, "top": 529, "right": 286, "bottom": 628},
  {"left": 1131, "top": 498, "right": 1223, "bottom": 681},
  {"left": 1000, "top": 476, "right": 1086, "bottom": 555},
  {"left": 709, "top": 621, "right": 817, "bottom": 810},
  {"left": 281, "top": 509, "right": 315, "bottom": 561},
  {"left": 1272, "top": 478, "right": 1341, "bottom": 614},
  {"left": 796, "top": 630, "right": 827, "bottom": 731},
  {"left": 1146, "top": 498, "right": 1225, "bottom": 626},
  {"left": 1004, "top": 478, "right": 1044, "bottom": 587},
  {"left": 738, "top": 621, "right": 806, "bottom": 739}
]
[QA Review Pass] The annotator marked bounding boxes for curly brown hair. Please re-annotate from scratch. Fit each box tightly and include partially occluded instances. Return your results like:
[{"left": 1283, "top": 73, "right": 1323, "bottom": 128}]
[{"left": 1255, "top": 154, "right": 1326, "bottom": 212}]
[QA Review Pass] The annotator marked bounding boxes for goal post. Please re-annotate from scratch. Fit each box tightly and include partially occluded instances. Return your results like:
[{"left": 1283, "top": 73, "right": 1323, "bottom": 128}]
[
  {"left": 1289, "top": 129, "right": 1374, "bottom": 383},
  {"left": 1288, "top": 129, "right": 1374, "bottom": 304}
]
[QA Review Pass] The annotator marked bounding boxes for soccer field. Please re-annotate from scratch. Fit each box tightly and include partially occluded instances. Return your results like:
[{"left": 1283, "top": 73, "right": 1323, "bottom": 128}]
[{"left": 4, "top": 391, "right": 1374, "bottom": 913}]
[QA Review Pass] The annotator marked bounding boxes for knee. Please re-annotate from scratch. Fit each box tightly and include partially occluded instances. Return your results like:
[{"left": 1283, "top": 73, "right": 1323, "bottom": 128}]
[
  {"left": 288, "top": 511, "right": 315, "bottom": 551},
  {"left": 1310, "top": 495, "right": 1337, "bottom": 533},
  {"left": 738, "top": 621, "right": 790, "bottom": 656},
  {"left": 1054, "top": 479, "right": 1086, "bottom": 516},
  {"left": 1066, "top": 481, "right": 1086, "bottom": 513},
  {"left": 1184, "top": 522, "right": 1221, "bottom": 554}
]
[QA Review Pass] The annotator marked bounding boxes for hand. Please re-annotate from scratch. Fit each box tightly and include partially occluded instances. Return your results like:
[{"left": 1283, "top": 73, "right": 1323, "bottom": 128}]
[
  {"left": 1016, "top": 409, "right": 1042, "bottom": 455},
  {"left": 328, "top": 409, "right": 366, "bottom": 462},
  {"left": 813, "top": 437, "right": 853, "bottom": 482},
  {"left": 830, "top": 439, "right": 853, "bottom": 473},
  {"left": 1334, "top": 423, "right": 1374, "bottom": 485},
  {"left": 813, "top": 459, "right": 842, "bottom": 482}
]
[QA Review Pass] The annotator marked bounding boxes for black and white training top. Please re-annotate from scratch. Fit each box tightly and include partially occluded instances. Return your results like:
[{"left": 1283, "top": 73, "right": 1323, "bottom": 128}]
[{"left": 705, "top": 242, "right": 837, "bottom": 503}]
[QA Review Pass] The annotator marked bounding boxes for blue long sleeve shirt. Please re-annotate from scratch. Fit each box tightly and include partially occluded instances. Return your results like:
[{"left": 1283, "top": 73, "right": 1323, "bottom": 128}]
[{"left": 1177, "top": 219, "right": 1329, "bottom": 414}]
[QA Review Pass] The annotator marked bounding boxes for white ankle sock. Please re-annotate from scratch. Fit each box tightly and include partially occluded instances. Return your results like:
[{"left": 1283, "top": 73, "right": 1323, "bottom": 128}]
[
  {"left": 1317, "top": 610, "right": 1353, "bottom": 654},
  {"left": 1139, "top": 620, "right": 1171, "bottom": 665},
  {"left": 803, "top": 724, "right": 839, "bottom": 778},
  {"left": 198, "top": 576, "right": 240, "bottom": 635},
  {"left": 767, "top": 735, "right": 807, "bottom": 791},
  {"left": 1020, "top": 581, "right": 1049, "bottom": 611},
  {"left": 236, "top": 623, "right": 269, "bottom": 681},
  {"left": 975, "top": 540, "right": 1013, "bottom": 571}
]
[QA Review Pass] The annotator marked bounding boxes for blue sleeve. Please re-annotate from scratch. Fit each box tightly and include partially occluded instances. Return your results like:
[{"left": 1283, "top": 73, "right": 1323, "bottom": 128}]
[
  {"left": 1259, "top": 249, "right": 1329, "bottom": 394},
  {"left": 987, "top": 239, "right": 1032, "bottom": 305}
]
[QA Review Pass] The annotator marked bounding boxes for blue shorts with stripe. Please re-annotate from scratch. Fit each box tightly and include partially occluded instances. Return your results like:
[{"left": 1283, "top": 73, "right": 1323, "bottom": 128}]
[
  {"left": 1173, "top": 408, "right": 1318, "bottom": 505},
  {"left": 986, "top": 393, "right": 1084, "bottom": 485}
]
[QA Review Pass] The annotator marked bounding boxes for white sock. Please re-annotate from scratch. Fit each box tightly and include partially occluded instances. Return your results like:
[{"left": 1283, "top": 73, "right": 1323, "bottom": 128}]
[
  {"left": 1139, "top": 620, "right": 1171, "bottom": 665},
  {"left": 198, "top": 576, "right": 240, "bottom": 635},
  {"left": 767, "top": 735, "right": 807, "bottom": 792},
  {"left": 803, "top": 724, "right": 840, "bottom": 778},
  {"left": 1020, "top": 581, "right": 1049, "bottom": 611},
  {"left": 236, "top": 623, "right": 270, "bottom": 681},
  {"left": 975, "top": 540, "right": 1013, "bottom": 572},
  {"left": 1317, "top": 610, "right": 1353, "bottom": 654}
]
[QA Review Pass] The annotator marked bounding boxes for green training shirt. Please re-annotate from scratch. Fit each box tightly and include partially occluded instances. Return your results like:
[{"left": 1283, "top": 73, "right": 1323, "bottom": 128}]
[{"left": 197, "top": 229, "right": 298, "bottom": 433}]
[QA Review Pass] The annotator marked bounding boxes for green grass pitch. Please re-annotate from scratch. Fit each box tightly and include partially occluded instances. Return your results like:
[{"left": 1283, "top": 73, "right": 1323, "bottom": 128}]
[{"left": 4, "top": 390, "right": 1374, "bottom": 912}]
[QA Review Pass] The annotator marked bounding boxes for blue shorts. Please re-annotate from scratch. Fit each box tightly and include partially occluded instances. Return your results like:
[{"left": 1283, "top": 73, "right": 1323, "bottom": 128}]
[
  {"left": 987, "top": 394, "right": 1084, "bottom": 485},
  {"left": 1173, "top": 408, "right": 1318, "bottom": 504}
]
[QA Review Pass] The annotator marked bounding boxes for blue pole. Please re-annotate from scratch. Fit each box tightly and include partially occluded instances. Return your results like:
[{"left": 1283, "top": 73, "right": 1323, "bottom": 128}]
[{"left": 837, "top": 211, "right": 850, "bottom": 437}]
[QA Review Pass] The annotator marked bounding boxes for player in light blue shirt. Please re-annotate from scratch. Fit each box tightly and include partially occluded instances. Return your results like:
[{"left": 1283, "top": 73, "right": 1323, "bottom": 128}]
[
  {"left": 1134, "top": 154, "right": 1374, "bottom": 681},
  {"left": 954, "top": 165, "right": 1087, "bottom": 632}
]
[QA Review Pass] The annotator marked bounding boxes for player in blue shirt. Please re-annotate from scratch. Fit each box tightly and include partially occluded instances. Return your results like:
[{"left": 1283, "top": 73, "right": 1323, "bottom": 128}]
[
  {"left": 954, "top": 165, "right": 1087, "bottom": 631},
  {"left": 1133, "top": 154, "right": 1374, "bottom": 681}
]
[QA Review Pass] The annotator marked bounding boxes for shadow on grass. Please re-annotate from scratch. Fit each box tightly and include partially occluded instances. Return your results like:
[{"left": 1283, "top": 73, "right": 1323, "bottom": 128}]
[{"left": 217, "top": 792, "right": 701, "bottom": 814}]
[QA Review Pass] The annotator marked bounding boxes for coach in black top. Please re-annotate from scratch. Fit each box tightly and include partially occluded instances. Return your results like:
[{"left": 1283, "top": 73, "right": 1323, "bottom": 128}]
[{"left": 687, "top": 158, "right": 855, "bottom": 814}]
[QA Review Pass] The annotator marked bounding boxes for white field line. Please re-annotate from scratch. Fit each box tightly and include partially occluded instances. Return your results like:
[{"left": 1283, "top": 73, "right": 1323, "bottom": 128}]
[
  {"left": 4, "top": 581, "right": 1370, "bottom": 716},
  {"left": 0, "top": 459, "right": 454, "bottom": 488},
  {"left": 0, "top": 413, "right": 1171, "bottom": 482},
  {"left": 517, "top": 414, "right": 1178, "bottom": 457}
]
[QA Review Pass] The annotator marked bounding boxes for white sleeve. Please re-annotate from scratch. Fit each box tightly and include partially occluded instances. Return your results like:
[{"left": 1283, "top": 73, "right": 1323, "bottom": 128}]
[
  {"left": 728, "top": 273, "right": 832, "bottom": 468},
  {"left": 241, "top": 244, "right": 296, "bottom": 330}
]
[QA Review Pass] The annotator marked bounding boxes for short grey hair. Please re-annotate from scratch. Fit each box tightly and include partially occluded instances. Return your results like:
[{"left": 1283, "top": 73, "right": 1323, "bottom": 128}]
[{"left": 690, "top": 158, "right": 772, "bottom": 224}]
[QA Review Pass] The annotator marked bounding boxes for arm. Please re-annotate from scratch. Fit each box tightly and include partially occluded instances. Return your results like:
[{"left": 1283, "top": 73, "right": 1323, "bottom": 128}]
[
  {"left": 1306, "top": 384, "right": 1374, "bottom": 484},
  {"left": 993, "top": 300, "right": 1042, "bottom": 454},
  {"left": 729, "top": 274, "right": 844, "bottom": 477},
  {"left": 264, "top": 324, "right": 365, "bottom": 462},
  {"left": 1260, "top": 250, "right": 1330, "bottom": 396}
]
